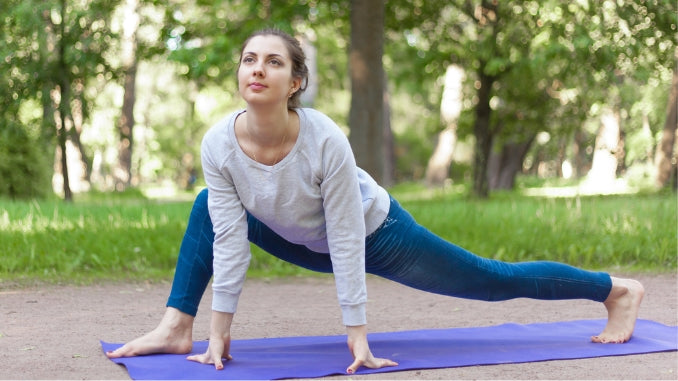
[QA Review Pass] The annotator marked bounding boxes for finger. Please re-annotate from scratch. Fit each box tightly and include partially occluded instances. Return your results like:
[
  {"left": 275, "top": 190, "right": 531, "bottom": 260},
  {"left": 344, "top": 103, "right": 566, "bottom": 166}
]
[
  {"left": 346, "top": 358, "right": 364, "bottom": 374},
  {"left": 213, "top": 354, "right": 233, "bottom": 370},
  {"left": 212, "top": 347, "right": 225, "bottom": 370},
  {"left": 372, "top": 357, "right": 398, "bottom": 369},
  {"left": 186, "top": 354, "right": 208, "bottom": 363},
  {"left": 186, "top": 353, "right": 231, "bottom": 367},
  {"left": 222, "top": 340, "right": 233, "bottom": 362}
]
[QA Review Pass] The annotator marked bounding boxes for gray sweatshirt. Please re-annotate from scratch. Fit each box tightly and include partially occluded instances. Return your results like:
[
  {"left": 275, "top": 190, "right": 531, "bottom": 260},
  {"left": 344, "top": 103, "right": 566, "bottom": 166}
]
[{"left": 201, "top": 108, "right": 390, "bottom": 326}]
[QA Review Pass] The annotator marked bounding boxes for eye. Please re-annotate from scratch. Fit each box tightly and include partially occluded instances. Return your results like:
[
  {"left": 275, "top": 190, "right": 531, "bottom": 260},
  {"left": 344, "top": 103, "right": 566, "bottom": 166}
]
[
  {"left": 242, "top": 56, "right": 255, "bottom": 64},
  {"left": 269, "top": 58, "right": 282, "bottom": 66}
]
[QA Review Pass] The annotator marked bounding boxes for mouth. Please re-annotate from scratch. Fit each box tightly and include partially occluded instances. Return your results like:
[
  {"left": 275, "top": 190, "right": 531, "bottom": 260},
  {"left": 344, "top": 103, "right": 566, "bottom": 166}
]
[{"left": 249, "top": 82, "right": 267, "bottom": 90}]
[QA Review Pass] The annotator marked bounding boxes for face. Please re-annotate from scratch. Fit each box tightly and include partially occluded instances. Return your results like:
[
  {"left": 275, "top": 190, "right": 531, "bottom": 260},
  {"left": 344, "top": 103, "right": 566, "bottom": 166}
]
[{"left": 237, "top": 35, "right": 301, "bottom": 107}]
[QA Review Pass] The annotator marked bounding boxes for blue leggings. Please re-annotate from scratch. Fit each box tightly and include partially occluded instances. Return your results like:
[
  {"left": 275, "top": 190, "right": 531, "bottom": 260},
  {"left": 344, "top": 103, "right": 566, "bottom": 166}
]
[{"left": 167, "top": 188, "right": 612, "bottom": 316}]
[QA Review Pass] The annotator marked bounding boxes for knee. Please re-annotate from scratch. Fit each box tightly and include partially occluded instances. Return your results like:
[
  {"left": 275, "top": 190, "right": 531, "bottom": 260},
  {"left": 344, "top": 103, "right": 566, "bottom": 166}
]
[
  {"left": 195, "top": 187, "right": 209, "bottom": 207},
  {"left": 188, "top": 188, "right": 210, "bottom": 219},
  {"left": 197, "top": 187, "right": 208, "bottom": 201}
]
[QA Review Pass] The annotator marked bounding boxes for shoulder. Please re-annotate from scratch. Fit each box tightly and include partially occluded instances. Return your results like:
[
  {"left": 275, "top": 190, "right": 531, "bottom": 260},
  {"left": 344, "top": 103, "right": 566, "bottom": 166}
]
[
  {"left": 297, "top": 108, "right": 336, "bottom": 125},
  {"left": 203, "top": 110, "right": 242, "bottom": 147},
  {"left": 201, "top": 110, "right": 243, "bottom": 166},
  {"left": 297, "top": 108, "right": 348, "bottom": 144}
]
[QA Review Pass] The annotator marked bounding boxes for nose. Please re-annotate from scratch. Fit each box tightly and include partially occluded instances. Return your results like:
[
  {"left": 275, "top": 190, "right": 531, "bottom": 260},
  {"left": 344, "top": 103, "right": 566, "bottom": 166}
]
[{"left": 252, "top": 62, "right": 264, "bottom": 77}]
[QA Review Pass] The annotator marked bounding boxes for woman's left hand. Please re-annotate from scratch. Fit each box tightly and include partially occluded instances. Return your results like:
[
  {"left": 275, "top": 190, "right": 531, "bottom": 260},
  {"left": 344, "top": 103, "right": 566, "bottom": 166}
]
[{"left": 345, "top": 325, "right": 398, "bottom": 374}]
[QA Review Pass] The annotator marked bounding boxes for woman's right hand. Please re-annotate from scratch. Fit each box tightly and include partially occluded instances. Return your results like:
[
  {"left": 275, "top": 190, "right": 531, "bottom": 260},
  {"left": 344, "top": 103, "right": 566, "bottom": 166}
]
[
  {"left": 186, "top": 333, "right": 232, "bottom": 370},
  {"left": 187, "top": 310, "right": 234, "bottom": 370}
]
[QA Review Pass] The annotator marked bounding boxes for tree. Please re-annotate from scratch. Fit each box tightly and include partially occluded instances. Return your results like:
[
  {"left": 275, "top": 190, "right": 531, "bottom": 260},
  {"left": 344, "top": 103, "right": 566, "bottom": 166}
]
[
  {"left": 655, "top": 60, "right": 678, "bottom": 188},
  {"left": 0, "top": 121, "right": 51, "bottom": 199},
  {"left": 147, "top": 0, "right": 318, "bottom": 185},
  {"left": 426, "top": 65, "right": 464, "bottom": 186},
  {"left": 51, "top": 0, "right": 119, "bottom": 200},
  {"left": 114, "top": 0, "right": 140, "bottom": 190},
  {"left": 4, "top": 0, "right": 673, "bottom": 197},
  {"left": 348, "top": 0, "right": 386, "bottom": 183},
  {"left": 0, "top": 2, "right": 52, "bottom": 198},
  {"left": 385, "top": 0, "right": 676, "bottom": 196},
  {"left": 385, "top": 0, "right": 566, "bottom": 196},
  {"left": 160, "top": 0, "right": 391, "bottom": 184},
  {"left": 1, "top": 0, "right": 119, "bottom": 200}
]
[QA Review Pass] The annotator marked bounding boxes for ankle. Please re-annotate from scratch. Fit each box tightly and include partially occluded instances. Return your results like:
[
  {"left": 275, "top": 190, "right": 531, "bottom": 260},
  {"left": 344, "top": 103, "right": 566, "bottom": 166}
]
[
  {"left": 161, "top": 307, "right": 195, "bottom": 330},
  {"left": 606, "top": 277, "right": 643, "bottom": 303}
]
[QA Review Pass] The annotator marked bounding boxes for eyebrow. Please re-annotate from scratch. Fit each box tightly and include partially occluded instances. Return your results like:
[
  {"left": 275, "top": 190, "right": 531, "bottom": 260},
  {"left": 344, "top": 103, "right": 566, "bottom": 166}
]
[{"left": 243, "top": 52, "right": 286, "bottom": 60}]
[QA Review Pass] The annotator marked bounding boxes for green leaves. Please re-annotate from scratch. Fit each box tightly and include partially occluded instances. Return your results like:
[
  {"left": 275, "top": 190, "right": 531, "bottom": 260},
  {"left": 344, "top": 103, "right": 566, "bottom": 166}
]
[
  {"left": 0, "top": 0, "right": 674, "bottom": 199},
  {"left": 0, "top": 121, "right": 51, "bottom": 200}
]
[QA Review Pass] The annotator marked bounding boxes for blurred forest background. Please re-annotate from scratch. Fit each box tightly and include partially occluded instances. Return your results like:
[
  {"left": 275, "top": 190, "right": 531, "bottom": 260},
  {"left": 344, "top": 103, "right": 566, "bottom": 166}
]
[{"left": 1, "top": 0, "right": 676, "bottom": 201}]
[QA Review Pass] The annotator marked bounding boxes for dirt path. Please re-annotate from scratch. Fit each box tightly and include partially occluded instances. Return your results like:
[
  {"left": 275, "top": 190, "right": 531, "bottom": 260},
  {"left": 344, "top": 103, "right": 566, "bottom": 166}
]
[{"left": 1, "top": 273, "right": 676, "bottom": 380}]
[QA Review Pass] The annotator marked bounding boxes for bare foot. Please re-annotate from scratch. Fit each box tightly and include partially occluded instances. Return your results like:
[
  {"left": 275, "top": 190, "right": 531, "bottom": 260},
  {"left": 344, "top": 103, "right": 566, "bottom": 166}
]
[
  {"left": 106, "top": 307, "right": 194, "bottom": 358},
  {"left": 591, "top": 277, "right": 644, "bottom": 343}
]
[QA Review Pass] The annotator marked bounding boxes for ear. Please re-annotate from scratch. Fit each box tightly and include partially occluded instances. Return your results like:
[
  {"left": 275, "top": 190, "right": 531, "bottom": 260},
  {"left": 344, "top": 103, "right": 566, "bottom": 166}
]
[{"left": 291, "top": 77, "right": 302, "bottom": 93}]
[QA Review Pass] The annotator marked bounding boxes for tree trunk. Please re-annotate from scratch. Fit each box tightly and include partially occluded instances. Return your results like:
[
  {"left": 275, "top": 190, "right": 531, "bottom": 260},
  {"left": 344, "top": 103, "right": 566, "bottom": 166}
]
[
  {"left": 572, "top": 129, "right": 588, "bottom": 178},
  {"left": 586, "top": 108, "right": 621, "bottom": 189},
  {"left": 69, "top": 91, "right": 92, "bottom": 184},
  {"left": 382, "top": 72, "right": 395, "bottom": 187},
  {"left": 41, "top": 84, "right": 58, "bottom": 197},
  {"left": 348, "top": 0, "right": 385, "bottom": 183},
  {"left": 56, "top": 105, "right": 72, "bottom": 202},
  {"left": 426, "top": 65, "right": 464, "bottom": 186},
  {"left": 655, "top": 62, "right": 678, "bottom": 188},
  {"left": 471, "top": 69, "right": 495, "bottom": 198},
  {"left": 114, "top": 0, "right": 139, "bottom": 191},
  {"left": 556, "top": 137, "right": 569, "bottom": 178},
  {"left": 487, "top": 136, "right": 535, "bottom": 190},
  {"left": 426, "top": 127, "right": 458, "bottom": 186},
  {"left": 56, "top": 0, "right": 72, "bottom": 202}
]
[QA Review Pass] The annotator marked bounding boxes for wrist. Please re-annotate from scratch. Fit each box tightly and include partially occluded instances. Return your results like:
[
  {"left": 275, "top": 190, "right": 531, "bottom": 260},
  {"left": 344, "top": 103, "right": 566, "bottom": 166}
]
[
  {"left": 346, "top": 324, "right": 367, "bottom": 339},
  {"left": 210, "top": 310, "right": 234, "bottom": 336}
]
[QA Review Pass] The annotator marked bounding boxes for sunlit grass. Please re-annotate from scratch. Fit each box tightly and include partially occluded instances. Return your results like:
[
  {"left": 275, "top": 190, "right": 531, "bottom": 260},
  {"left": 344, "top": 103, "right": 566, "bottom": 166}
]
[
  {"left": 0, "top": 184, "right": 675, "bottom": 286},
  {"left": 395, "top": 183, "right": 676, "bottom": 272},
  {"left": 0, "top": 193, "right": 190, "bottom": 285}
]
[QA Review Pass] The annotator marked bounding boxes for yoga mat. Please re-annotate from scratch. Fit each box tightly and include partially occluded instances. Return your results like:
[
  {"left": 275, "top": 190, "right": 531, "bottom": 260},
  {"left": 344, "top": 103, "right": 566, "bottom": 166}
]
[{"left": 102, "top": 319, "right": 677, "bottom": 380}]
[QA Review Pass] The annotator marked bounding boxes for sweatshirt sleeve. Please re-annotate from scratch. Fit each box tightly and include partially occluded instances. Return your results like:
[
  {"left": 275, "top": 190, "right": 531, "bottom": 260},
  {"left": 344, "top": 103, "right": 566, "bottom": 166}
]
[
  {"left": 319, "top": 130, "right": 368, "bottom": 326},
  {"left": 201, "top": 128, "right": 251, "bottom": 314}
]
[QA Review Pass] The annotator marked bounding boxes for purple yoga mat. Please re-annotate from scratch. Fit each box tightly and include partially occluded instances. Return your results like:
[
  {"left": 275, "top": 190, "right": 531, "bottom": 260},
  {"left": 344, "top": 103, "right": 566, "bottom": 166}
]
[{"left": 101, "top": 319, "right": 677, "bottom": 380}]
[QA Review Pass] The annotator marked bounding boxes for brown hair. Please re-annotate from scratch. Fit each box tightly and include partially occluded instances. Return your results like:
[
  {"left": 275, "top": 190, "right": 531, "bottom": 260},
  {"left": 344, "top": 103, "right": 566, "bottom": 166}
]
[{"left": 237, "top": 28, "right": 309, "bottom": 109}]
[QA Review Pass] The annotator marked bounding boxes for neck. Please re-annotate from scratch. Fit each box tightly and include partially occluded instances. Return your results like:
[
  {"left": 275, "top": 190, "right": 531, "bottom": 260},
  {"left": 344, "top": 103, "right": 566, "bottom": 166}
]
[{"left": 245, "top": 104, "right": 290, "bottom": 145}]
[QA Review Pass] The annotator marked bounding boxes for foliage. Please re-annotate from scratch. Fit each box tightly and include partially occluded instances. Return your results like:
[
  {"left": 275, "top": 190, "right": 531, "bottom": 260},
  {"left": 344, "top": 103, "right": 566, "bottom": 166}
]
[
  {"left": 161, "top": 0, "right": 321, "bottom": 85},
  {"left": 0, "top": 121, "right": 51, "bottom": 199},
  {"left": 116, "top": 0, "right": 352, "bottom": 187},
  {"left": 383, "top": 0, "right": 676, "bottom": 196},
  {"left": 0, "top": 188, "right": 674, "bottom": 285},
  {"left": 0, "top": 0, "right": 675, "bottom": 198},
  {"left": 0, "top": 0, "right": 121, "bottom": 199}
]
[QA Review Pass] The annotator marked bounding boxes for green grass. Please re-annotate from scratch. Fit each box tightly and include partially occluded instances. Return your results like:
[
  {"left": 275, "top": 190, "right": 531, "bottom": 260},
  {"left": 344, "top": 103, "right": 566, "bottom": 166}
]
[
  {"left": 0, "top": 185, "right": 675, "bottom": 286},
  {"left": 396, "top": 185, "right": 676, "bottom": 273}
]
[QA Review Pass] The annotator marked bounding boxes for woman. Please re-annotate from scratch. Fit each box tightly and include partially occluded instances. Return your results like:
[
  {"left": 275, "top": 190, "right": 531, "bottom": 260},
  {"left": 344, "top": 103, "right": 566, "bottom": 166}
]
[{"left": 106, "top": 28, "right": 644, "bottom": 375}]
